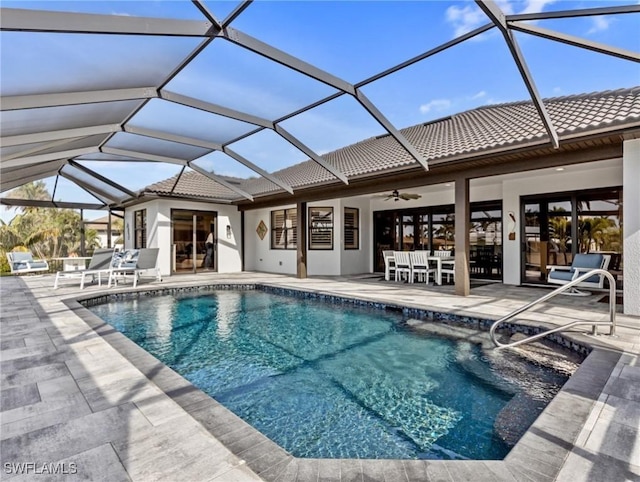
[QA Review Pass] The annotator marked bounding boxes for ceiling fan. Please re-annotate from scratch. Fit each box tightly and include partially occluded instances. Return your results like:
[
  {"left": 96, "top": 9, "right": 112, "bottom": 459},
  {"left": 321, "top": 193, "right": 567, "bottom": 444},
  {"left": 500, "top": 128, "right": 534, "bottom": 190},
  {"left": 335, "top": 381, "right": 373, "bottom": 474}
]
[{"left": 378, "top": 189, "right": 422, "bottom": 202}]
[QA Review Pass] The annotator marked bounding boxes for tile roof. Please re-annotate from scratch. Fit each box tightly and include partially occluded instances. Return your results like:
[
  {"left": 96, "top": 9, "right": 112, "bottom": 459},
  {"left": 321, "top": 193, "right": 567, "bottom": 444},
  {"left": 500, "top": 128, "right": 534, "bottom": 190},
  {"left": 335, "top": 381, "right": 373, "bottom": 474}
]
[
  {"left": 143, "top": 87, "right": 640, "bottom": 201},
  {"left": 144, "top": 171, "right": 244, "bottom": 200}
]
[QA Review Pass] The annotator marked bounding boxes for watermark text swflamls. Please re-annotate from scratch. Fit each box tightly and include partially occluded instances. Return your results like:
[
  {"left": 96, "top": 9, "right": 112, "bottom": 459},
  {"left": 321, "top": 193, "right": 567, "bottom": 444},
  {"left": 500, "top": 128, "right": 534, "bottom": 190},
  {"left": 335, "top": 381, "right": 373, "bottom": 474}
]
[{"left": 4, "top": 462, "right": 77, "bottom": 475}]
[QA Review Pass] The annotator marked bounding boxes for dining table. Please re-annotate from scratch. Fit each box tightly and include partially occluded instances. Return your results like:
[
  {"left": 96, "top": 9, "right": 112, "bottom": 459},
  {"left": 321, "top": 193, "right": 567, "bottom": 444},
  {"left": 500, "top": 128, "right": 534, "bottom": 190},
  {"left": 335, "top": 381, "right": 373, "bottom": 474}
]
[
  {"left": 52, "top": 257, "right": 92, "bottom": 272},
  {"left": 426, "top": 255, "right": 455, "bottom": 285},
  {"left": 387, "top": 252, "right": 455, "bottom": 285}
]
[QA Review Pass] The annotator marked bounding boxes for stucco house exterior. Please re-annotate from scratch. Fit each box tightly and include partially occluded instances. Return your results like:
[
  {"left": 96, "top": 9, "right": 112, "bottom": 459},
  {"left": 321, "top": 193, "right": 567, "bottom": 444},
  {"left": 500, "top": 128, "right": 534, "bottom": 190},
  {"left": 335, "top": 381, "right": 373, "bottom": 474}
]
[{"left": 119, "top": 87, "right": 640, "bottom": 316}]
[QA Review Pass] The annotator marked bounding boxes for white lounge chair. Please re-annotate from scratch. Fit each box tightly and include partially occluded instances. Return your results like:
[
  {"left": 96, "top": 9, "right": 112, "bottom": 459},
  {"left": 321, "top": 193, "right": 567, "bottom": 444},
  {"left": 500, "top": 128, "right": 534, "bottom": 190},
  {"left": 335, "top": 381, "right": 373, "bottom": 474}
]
[
  {"left": 548, "top": 253, "right": 610, "bottom": 295},
  {"left": 6, "top": 251, "right": 49, "bottom": 275},
  {"left": 53, "top": 248, "right": 114, "bottom": 289},
  {"left": 108, "top": 248, "right": 162, "bottom": 288}
]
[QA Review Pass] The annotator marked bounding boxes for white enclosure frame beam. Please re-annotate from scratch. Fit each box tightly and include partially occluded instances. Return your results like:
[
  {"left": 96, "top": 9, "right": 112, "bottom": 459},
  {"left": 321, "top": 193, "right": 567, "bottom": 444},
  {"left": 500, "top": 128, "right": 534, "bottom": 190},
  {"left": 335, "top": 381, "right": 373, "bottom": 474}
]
[
  {"left": 507, "top": 4, "right": 640, "bottom": 21},
  {"left": 0, "top": 198, "right": 105, "bottom": 210},
  {"left": 1, "top": 161, "right": 66, "bottom": 192},
  {"left": 221, "top": 0, "right": 253, "bottom": 28},
  {"left": 355, "top": 89, "right": 430, "bottom": 171},
  {"left": 59, "top": 170, "right": 122, "bottom": 204},
  {"left": 1, "top": 88, "right": 156, "bottom": 111},
  {"left": 476, "top": 0, "right": 560, "bottom": 149},
  {"left": 124, "top": 125, "right": 224, "bottom": 150},
  {"left": 162, "top": 90, "right": 349, "bottom": 185},
  {"left": 221, "top": 28, "right": 430, "bottom": 170},
  {"left": 0, "top": 8, "right": 214, "bottom": 37},
  {"left": 511, "top": 22, "right": 640, "bottom": 63},
  {"left": 222, "top": 147, "right": 294, "bottom": 194},
  {"left": 1, "top": 137, "right": 89, "bottom": 162},
  {"left": 101, "top": 147, "right": 187, "bottom": 166},
  {"left": 100, "top": 147, "right": 253, "bottom": 200},
  {"left": 187, "top": 162, "right": 254, "bottom": 201},
  {"left": 222, "top": 27, "right": 355, "bottom": 95},
  {"left": 161, "top": 90, "right": 273, "bottom": 128},
  {"left": 274, "top": 125, "right": 349, "bottom": 184},
  {"left": 0, "top": 148, "right": 97, "bottom": 169},
  {"left": 125, "top": 125, "right": 293, "bottom": 194},
  {"left": 68, "top": 160, "right": 138, "bottom": 198},
  {"left": 1, "top": 125, "right": 121, "bottom": 147}
]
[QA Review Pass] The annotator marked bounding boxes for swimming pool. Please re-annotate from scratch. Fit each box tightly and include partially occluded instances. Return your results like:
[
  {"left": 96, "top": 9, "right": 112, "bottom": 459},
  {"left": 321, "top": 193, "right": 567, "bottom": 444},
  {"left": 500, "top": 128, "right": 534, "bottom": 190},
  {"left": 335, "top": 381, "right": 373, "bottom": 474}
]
[{"left": 88, "top": 288, "right": 570, "bottom": 460}]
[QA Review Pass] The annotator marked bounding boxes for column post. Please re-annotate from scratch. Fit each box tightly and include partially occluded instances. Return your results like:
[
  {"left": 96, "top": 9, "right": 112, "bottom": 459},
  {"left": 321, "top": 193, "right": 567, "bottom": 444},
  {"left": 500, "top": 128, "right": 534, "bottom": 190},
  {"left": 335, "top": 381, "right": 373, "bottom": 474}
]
[
  {"left": 454, "top": 177, "right": 470, "bottom": 296},
  {"left": 623, "top": 138, "right": 640, "bottom": 315},
  {"left": 80, "top": 209, "right": 86, "bottom": 257},
  {"left": 297, "top": 201, "right": 307, "bottom": 278}
]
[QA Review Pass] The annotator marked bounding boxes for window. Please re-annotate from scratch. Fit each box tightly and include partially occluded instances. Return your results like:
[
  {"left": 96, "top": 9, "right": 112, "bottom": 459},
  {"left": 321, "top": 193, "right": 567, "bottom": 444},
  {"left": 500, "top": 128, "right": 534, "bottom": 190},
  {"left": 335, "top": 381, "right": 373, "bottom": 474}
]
[
  {"left": 271, "top": 209, "right": 297, "bottom": 249},
  {"left": 309, "top": 207, "right": 333, "bottom": 250},
  {"left": 134, "top": 209, "right": 146, "bottom": 249},
  {"left": 344, "top": 207, "right": 359, "bottom": 249}
]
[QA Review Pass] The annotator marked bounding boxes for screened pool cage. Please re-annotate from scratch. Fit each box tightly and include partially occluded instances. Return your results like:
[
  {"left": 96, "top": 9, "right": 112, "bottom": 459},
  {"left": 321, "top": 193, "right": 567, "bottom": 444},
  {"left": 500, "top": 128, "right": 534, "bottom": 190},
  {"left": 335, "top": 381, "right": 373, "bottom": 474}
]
[{"left": 1, "top": 1, "right": 639, "bottom": 210}]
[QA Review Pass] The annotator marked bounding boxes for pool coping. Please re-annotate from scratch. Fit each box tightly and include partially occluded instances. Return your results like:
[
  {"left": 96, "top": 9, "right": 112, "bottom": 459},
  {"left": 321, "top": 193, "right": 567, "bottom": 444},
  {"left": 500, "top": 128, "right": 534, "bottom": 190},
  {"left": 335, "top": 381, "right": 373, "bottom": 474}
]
[{"left": 65, "top": 281, "right": 622, "bottom": 482}]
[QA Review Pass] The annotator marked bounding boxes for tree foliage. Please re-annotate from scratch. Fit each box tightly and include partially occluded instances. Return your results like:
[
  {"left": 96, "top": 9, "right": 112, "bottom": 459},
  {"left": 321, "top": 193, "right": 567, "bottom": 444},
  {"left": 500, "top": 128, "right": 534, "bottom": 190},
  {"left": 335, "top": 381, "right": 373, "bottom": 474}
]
[
  {"left": 1, "top": 182, "right": 101, "bottom": 271},
  {"left": 5, "top": 181, "right": 51, "bottom": 212}
]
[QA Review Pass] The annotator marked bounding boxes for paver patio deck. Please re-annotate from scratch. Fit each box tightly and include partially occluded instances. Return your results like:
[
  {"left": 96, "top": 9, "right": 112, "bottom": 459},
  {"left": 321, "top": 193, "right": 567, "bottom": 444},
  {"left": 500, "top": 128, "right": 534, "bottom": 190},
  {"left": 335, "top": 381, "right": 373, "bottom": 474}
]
[{"left": 1, "top": 272, "right": 639, "bottom": 481}]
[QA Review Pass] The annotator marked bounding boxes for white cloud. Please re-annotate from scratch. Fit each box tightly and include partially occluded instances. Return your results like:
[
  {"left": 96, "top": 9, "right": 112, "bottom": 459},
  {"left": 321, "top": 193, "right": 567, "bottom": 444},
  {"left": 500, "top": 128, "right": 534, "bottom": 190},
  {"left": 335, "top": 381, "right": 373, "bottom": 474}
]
[
  {"left": 471, "top": 90, "right": 487, "bottom": 100},
  {"left": 445, "top": 4, "right": 487, "bottom": 37},
  {"left": 445, "top": 0, "right": 557, "bottom": 38},
  {"left": 518, "top": 0, "right": 557, "bottom": 15},
  {"left": 419, "top": 99, "right": 452, "bottom": 114},
  {"left": 587, "top": 16, "right": 613, "bottom": 35}
]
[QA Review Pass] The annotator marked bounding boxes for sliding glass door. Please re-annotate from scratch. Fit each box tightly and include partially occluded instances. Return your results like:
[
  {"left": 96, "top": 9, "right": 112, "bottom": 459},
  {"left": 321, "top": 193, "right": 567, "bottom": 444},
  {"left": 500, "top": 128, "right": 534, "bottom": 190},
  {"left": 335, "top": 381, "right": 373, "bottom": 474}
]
[
  {"left": 171, "top": 209, "right": 217, "bottom": 273},
  {"left": 521, "top": 188, "right": 622, "bottom": 288},
  {"left": 373, "top": 202, "right": 500, "bottom": 279}
]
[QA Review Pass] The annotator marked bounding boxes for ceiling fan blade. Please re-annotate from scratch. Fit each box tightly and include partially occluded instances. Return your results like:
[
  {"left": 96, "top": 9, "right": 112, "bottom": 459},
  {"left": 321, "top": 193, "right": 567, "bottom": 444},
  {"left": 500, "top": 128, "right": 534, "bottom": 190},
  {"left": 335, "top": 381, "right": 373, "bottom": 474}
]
[{"left": 399, "top": 193, "right": 420, "bottom": 200}]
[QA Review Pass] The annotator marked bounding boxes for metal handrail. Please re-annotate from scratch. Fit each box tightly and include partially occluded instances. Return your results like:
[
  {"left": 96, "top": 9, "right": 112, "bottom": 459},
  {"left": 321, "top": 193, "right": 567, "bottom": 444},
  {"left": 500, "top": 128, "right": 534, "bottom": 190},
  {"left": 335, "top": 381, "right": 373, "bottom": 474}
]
[{"left": 490, "top": 268, "right": 617, "bottom": 349}]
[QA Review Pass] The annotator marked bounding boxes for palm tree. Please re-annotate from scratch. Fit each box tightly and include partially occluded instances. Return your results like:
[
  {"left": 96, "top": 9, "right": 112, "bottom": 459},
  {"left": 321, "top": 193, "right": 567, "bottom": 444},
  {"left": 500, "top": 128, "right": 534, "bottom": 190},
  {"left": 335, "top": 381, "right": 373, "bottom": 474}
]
[
  {"left": 0, "top": 220, "right": 23, "bottom": 251},
  {"left": 579, "top": 216, "right": 617, "bottom": 253},
  {"left": 5, "top": 181, "right": 51, "bottom": 213},
  {"left": 548, "top": 211, "right": 571, "bottom": 265}
]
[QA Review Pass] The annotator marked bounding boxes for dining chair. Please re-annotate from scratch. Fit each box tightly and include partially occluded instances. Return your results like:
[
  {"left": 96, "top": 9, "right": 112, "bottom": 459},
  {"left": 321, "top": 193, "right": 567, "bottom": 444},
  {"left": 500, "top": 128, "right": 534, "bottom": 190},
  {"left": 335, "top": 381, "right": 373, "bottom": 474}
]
[
  {"left": 382, "top": 250, "right": 396, "bottom": 281},
  {"left": 409, "top": 251, "right": 435, "bottom": 284},
  {"left": 393, "top": 251, "right": 411, "bottom": 282},
  {"left": 432, "top": 250, "right": 452, "bottom": 257},
  {"left": 441, "top": 259, "right": 456, "bottom": 283}
]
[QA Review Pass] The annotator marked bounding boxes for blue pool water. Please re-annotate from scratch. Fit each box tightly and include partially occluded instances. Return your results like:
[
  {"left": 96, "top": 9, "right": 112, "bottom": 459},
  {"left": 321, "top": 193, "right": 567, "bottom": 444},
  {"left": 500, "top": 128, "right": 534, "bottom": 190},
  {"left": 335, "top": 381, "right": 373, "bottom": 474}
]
[{"left": 88, "top": 289, "right": 567, "bottom": 460}]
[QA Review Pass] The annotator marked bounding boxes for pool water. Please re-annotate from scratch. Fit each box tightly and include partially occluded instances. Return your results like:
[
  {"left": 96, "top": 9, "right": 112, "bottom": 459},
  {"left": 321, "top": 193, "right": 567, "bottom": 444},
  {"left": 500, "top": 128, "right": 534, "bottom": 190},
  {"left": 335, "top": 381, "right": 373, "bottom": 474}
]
[{"left": 89, "top": 290, "right": 568, "bottom": 460}]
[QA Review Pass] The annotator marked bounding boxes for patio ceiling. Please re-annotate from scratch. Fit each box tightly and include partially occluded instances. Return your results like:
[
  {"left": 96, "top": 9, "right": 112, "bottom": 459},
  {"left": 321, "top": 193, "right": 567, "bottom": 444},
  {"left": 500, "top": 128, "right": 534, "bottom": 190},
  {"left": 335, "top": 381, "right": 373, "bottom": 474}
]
[{"left": 1, "top": 1, "right": 639, "bottom": 211}]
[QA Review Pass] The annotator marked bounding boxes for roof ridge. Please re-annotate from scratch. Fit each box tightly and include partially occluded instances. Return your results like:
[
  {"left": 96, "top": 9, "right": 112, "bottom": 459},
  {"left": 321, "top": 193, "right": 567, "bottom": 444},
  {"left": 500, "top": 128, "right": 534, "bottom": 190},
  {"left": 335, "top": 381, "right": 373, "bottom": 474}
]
[{"left": 472, "top": 86, "right": 640, "bottom": 112}]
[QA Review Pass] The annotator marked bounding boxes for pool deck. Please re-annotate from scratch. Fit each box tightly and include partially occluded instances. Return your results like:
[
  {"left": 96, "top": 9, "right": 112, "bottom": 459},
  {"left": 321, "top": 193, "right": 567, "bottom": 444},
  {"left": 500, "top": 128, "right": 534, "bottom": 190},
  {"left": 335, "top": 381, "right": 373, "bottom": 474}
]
[{"left": 1, "top": 272, "right": 639, "bottom": 481}]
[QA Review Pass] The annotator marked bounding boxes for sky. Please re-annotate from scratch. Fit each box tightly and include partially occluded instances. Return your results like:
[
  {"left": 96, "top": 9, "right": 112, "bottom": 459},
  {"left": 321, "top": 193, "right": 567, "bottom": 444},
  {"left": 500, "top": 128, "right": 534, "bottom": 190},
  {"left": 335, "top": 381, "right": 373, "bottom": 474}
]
[{"left": 1, "top": 0, "right": 639, "bottom": 223}]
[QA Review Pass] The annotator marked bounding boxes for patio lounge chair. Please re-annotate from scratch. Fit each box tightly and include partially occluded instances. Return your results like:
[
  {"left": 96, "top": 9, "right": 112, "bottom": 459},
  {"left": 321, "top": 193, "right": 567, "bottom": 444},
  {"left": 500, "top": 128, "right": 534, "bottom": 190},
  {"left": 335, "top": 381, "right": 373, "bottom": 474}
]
[
  {"left": 108, "top": 248, "right": 162, "bottom": 288},
  {"left": 547, "top": 253, "right": 610, "bottom": 295},
  {"left": 53, "top": 248, "right": 114, "bottom": 289},
  {"left": 6, "top": 251, "right": 49, "bottom": 275}
]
